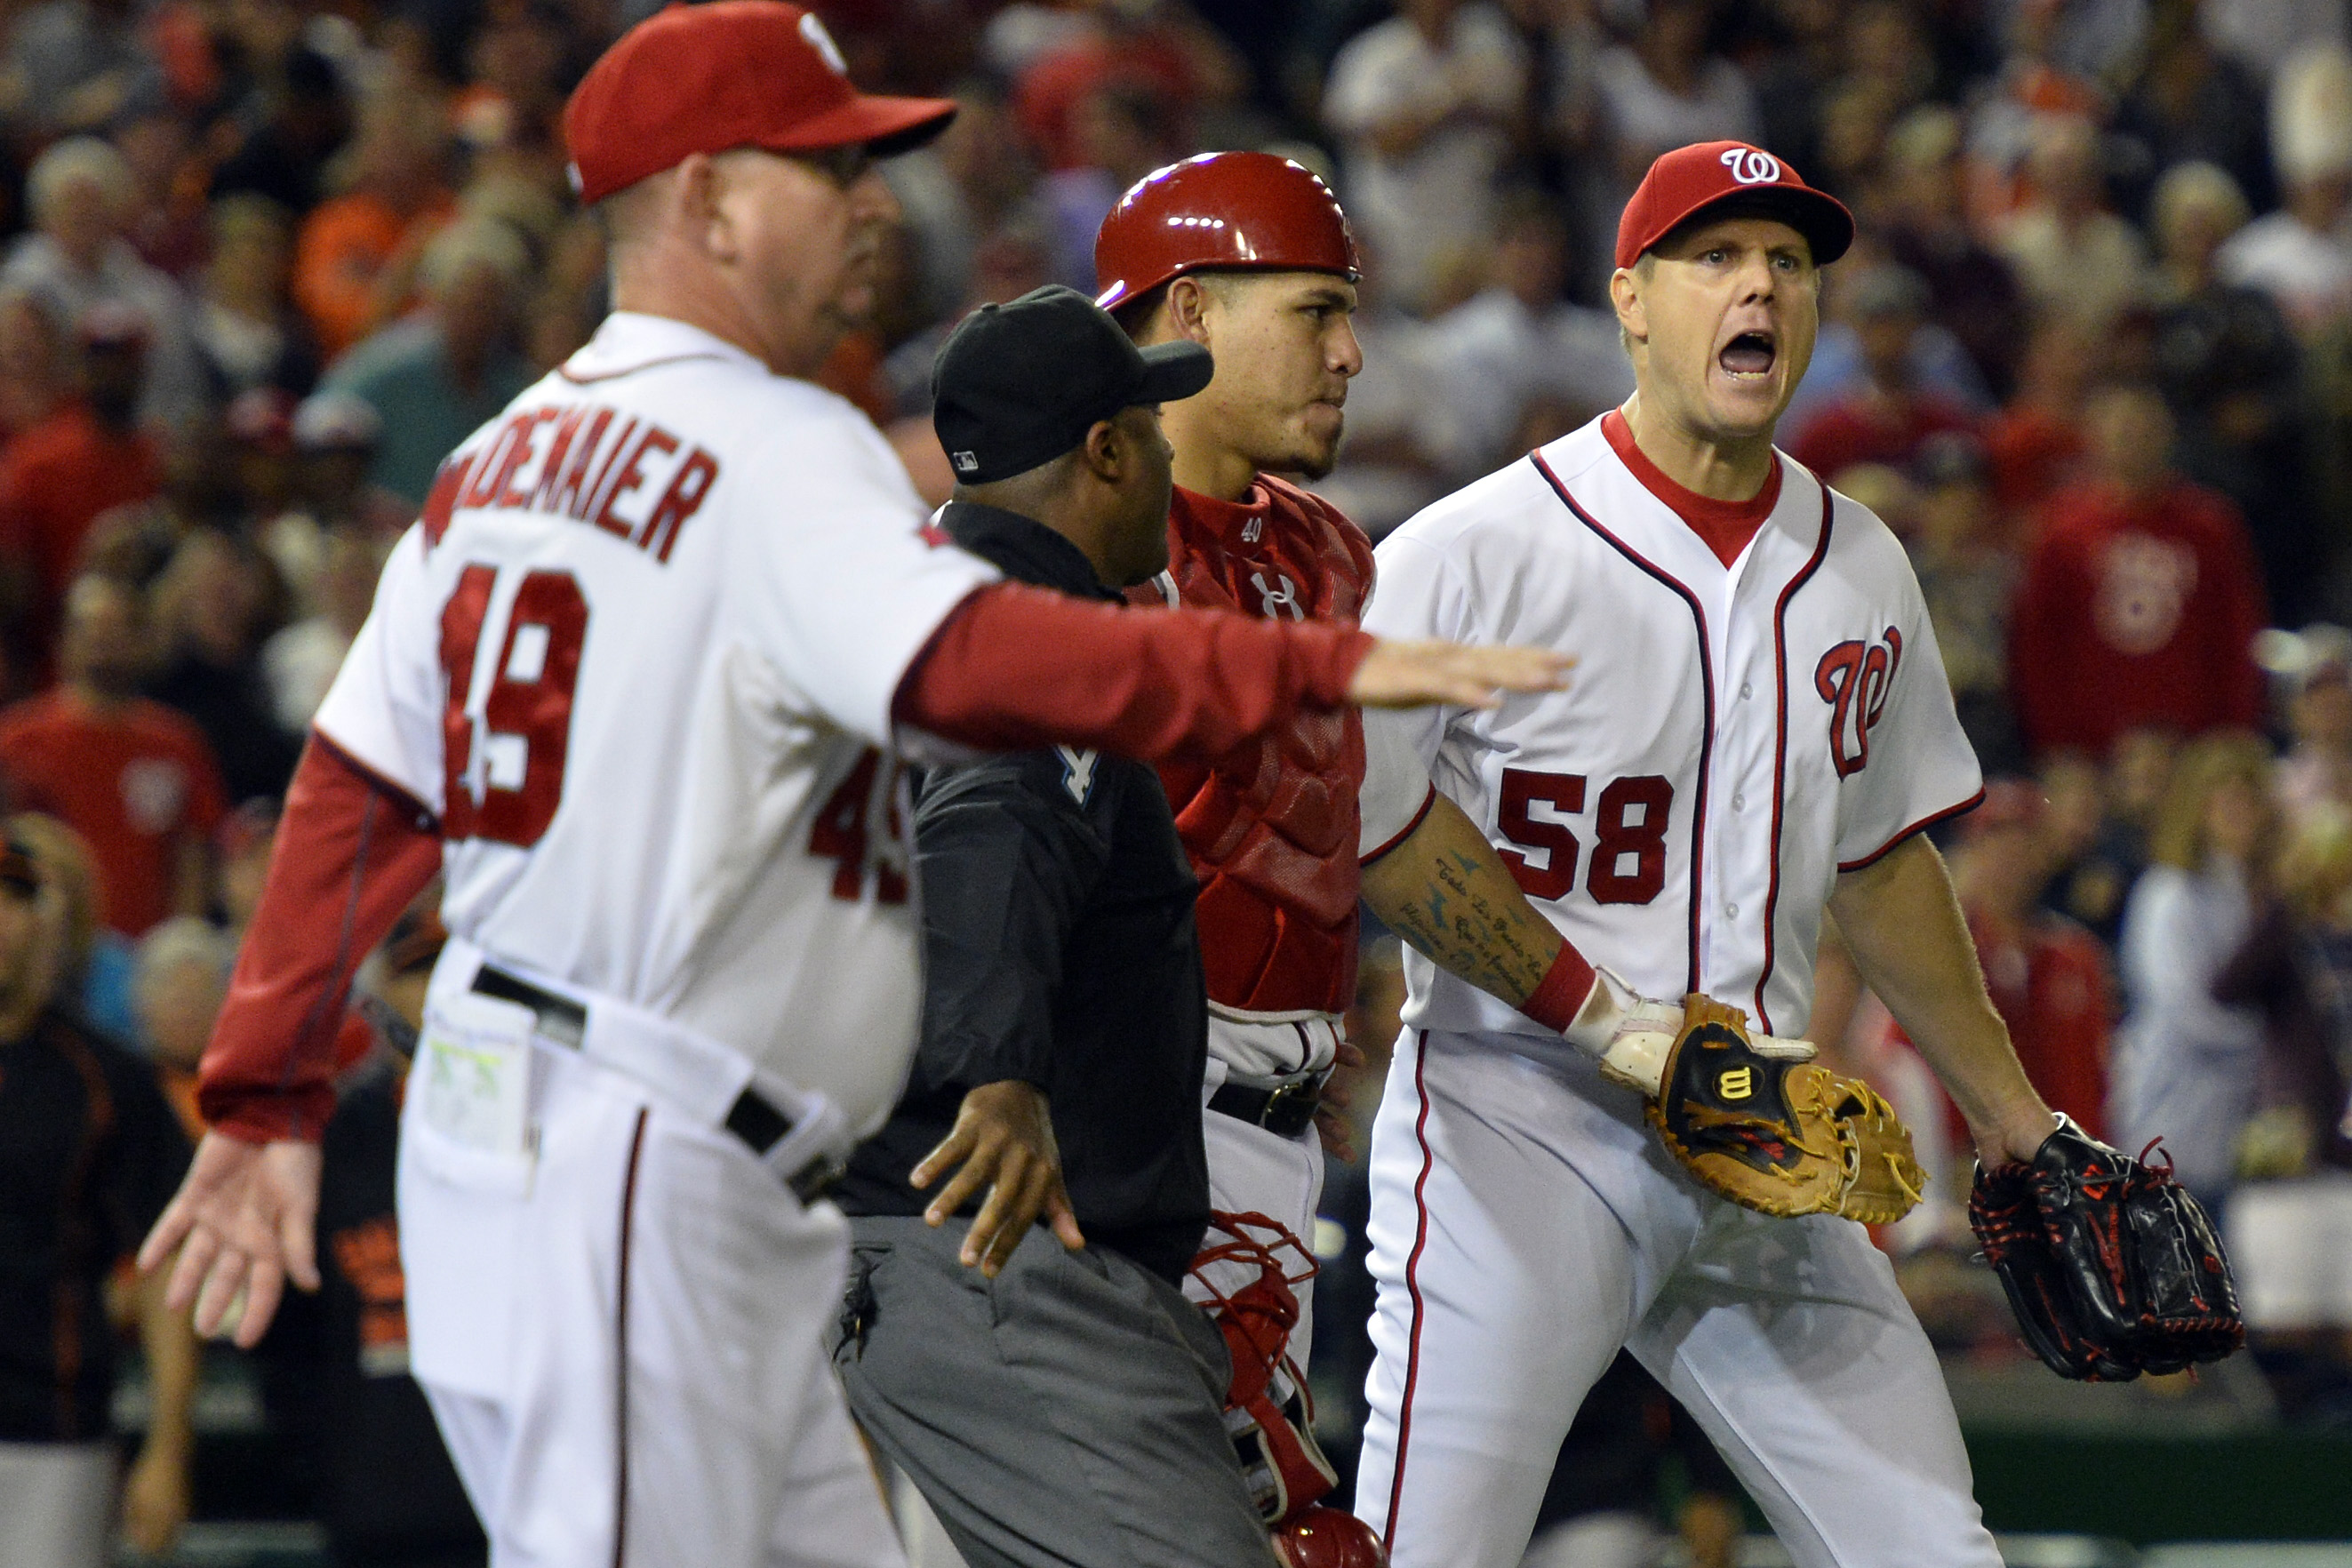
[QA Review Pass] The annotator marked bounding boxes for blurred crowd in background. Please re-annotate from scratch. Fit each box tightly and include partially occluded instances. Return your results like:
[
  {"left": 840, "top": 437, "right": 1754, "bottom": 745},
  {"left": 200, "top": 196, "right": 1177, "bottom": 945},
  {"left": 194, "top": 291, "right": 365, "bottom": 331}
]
[{"left": 9, "top": 0, "right": 2352, "bottom": 1560}]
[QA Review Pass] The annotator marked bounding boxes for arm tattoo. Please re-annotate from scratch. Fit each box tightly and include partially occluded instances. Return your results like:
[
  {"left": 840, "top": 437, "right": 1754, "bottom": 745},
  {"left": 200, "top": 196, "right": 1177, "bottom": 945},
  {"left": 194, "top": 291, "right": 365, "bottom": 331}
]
[{"left": 1372, "top": 840, "right": 1554, "bottom": 1007}]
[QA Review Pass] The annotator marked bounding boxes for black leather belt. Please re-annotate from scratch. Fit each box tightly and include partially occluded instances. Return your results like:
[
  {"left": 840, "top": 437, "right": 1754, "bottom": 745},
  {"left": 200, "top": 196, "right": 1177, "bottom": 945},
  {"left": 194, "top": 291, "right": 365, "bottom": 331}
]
[
  {"left": 471, "top": 963, "right": 843, "bottom": 1203},
  {"left": 1208, "top": 1069, "right": 1329, "bottom": 1140}
]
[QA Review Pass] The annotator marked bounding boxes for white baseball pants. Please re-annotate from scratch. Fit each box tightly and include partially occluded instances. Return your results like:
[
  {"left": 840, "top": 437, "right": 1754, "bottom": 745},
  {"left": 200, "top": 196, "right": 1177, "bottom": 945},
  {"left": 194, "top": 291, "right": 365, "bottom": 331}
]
[
  {"left": 1188, "top": 1091, "right": 1326, "bottom": 1372},
  {"left": 397, "top": 1044, "right": 902, "bottom": 1568},
  {"left": 0, "top": 1442, "right": 113, "bottom": 1568},
  {"left": 1354, "top": 1028, "right": 2002, "bottom": 1568}
]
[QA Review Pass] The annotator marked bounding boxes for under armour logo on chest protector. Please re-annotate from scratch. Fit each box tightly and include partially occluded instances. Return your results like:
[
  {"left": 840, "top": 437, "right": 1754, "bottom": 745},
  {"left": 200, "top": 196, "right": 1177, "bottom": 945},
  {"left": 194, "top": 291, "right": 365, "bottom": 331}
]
[{"left": 1252, "top": 571, "right": 1305, "bottom": 621}]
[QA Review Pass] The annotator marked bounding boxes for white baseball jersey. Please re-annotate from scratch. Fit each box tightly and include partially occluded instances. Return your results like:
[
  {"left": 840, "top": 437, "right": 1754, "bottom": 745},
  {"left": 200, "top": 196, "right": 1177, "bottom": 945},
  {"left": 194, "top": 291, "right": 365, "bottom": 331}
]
[
  {"left": 1364, "top": 414, "right": 1982, "bottom": 1039},
  {"left": 1353, "top": 414, "right": 2002, "bottom": 1568},
  {"left": 316, "top": 310, "right": 996, "bottom": 1132}
]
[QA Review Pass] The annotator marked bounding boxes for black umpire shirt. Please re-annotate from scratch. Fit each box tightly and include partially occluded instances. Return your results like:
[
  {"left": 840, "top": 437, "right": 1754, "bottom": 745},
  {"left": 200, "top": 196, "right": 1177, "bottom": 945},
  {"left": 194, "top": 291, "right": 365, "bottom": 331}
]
[
  {"left": 836, "top": 500, "right": 1211, "bottom": 1284},
  {"left": 0, "top": 1010, "right": 191, "bottom": 1443}
]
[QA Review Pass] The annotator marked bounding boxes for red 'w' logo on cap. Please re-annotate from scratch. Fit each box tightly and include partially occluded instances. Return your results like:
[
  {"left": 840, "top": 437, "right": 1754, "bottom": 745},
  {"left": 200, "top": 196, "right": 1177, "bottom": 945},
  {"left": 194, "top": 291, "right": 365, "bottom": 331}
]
[{"left": 1720, "top": 147, "right": 1782, "bottom": 185}]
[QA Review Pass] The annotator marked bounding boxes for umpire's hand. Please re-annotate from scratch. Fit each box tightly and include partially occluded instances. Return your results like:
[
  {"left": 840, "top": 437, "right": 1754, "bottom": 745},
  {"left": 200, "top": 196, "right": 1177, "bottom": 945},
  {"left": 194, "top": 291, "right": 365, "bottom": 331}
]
[{"left": 909, "top": 1080, "right": 1086, "bottom": 1276}]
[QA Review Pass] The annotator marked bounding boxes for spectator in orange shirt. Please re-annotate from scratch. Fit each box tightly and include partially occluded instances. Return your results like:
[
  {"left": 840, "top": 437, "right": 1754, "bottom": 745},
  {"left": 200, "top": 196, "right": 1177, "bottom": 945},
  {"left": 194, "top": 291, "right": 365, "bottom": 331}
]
[
  {"left": 292, "top": 89, "right": 455, "bottom": 362},
  {"left": 0, "top": 575, "right": 226, "bottom": 937},
  {"left": 0, "top": 814, "right": 199, "bottom": 1564},
  {"left": 0, "top": 304, "right": 164, "bottom": 684},
  {"left": 2008, "top": 382, "right": 2269, "bottom": 760}
]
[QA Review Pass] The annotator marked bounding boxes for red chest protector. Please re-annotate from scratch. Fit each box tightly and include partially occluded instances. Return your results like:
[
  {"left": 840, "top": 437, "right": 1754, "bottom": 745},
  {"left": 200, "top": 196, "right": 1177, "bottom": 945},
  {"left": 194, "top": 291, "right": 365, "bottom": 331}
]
[{"left": 1131, "top": 477, "right": 1374, "bottom": 1014}]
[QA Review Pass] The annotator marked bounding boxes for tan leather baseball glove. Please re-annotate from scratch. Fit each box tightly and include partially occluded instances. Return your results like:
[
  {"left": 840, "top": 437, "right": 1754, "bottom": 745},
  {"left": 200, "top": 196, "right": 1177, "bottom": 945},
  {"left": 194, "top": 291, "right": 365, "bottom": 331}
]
[{"left": 1576, "top": 983, "right": 1925, "bottom": 1223}]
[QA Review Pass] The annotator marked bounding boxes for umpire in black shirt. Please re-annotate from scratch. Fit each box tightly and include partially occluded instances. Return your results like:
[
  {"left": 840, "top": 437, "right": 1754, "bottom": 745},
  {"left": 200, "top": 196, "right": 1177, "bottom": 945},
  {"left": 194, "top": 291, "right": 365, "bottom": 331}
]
[{"left": 828, "top": 288, "right": 1275, "bottom": 1568}]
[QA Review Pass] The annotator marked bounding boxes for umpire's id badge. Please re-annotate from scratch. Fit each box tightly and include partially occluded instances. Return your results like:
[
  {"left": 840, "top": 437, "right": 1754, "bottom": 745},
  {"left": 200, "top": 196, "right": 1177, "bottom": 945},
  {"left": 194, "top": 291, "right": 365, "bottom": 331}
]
[{"left": 416, "top": 993, "right": 538, "bottom": 1161}]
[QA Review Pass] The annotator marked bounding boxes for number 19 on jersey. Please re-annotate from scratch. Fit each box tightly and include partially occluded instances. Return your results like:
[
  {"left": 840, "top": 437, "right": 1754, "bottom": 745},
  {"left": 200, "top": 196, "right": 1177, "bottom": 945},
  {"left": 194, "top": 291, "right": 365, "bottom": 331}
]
[{"left": 439, "top": 562, "right": 590, "bottom": 847}]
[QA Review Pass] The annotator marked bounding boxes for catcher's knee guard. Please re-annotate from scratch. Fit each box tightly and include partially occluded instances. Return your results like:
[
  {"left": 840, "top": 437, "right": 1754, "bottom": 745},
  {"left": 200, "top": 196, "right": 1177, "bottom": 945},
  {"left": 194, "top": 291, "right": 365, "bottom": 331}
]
[
  {"left": 1188, "top": 1212, "right": 1336, "bottom": 1524},
  {"left": 1272, "top": 1506, "right": 1388, "bottom": 1568}
]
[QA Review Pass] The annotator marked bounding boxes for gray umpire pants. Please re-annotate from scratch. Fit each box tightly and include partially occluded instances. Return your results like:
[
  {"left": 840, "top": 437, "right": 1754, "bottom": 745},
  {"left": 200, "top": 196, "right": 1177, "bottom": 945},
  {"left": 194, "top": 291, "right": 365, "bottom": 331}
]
[{"left": 826, "top": 1216, "right": 1280, "bottom": 1568}]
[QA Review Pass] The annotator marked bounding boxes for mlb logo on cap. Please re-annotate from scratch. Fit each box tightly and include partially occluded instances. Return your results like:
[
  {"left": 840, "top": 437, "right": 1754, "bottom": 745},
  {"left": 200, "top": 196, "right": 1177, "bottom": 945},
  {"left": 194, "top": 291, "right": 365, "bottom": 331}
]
[{"left": 1614, "top": 140, "right": 1854, "bottom": 272}]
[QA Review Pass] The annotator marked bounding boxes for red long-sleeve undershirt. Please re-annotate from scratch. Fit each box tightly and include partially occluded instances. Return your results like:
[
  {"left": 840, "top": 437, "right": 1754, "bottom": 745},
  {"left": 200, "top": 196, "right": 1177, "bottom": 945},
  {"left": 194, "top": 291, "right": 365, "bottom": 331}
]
[
  {"left": 199, "top": 583, "right": 1376, "bottom": 1141},
  {"left": 198, "top": 733, "right": 444, "bottom": 1141},
  {"left": 897, "top": 582, "right": 1371, "bottom": 754}
]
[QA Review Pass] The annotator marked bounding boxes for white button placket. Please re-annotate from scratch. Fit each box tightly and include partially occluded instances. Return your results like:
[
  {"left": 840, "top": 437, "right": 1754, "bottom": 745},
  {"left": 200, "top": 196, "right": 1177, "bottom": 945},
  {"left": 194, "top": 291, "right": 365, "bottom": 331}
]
[{"left": 1701, "top": 549, "right": 1790, "bottom": 1013}]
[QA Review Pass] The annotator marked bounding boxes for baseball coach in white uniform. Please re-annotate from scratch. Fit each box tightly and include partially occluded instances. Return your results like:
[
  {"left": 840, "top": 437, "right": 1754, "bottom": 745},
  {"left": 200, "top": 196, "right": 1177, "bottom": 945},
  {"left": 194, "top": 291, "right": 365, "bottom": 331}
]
[
  {"left": 1350, "top": 141, "right": 2064, "bottom": 1568},
  {"left": 132, "top": 7, "right": 1570, "bottom": 1565}
]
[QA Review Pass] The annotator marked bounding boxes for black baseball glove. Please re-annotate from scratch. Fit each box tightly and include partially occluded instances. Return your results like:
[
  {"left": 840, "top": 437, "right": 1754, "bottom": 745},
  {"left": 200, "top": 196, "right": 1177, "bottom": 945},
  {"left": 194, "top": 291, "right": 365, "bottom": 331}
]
[{"left": 1967, "top": 1116, "right": 2244, "bottom": 1380}]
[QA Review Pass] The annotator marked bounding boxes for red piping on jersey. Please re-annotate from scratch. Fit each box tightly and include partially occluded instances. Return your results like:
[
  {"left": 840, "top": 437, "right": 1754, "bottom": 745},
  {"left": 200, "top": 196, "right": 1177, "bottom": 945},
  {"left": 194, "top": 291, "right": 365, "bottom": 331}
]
[
  {"left": 1383, "top": 1031, "right": 1439, "bottom": 1553},
  {"left": 1531, "top": 451, "right": 1711, "bottom": 997},
  {"left": 556, "top": 351, "right": 736, "bottom": 386},
  {"left": 1837, "top": 788, "right": 1988, "bottom": 873},
  {"left": 1360, "top": 784, "right": 1436, "bottom": 866},
  {"left": 612, "top": 1107, "right": 649, "bottom": 1568},
  {"left": 1753, "top": 487, "right": 1836, "bottom": 1034}
]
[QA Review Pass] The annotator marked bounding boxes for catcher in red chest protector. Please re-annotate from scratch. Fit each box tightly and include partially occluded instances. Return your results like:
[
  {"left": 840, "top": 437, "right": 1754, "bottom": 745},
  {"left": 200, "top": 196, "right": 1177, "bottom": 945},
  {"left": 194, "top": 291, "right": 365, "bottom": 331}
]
[{"left": 1100, "top": 153, "right": 1628, "bottom": 1556}]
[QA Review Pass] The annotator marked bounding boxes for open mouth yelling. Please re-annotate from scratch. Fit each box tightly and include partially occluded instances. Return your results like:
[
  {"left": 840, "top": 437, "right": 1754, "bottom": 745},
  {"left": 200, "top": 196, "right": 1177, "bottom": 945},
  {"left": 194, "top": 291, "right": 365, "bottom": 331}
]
[{"left": 1719, "top": 331, "right": 1777, "bottom": 379}]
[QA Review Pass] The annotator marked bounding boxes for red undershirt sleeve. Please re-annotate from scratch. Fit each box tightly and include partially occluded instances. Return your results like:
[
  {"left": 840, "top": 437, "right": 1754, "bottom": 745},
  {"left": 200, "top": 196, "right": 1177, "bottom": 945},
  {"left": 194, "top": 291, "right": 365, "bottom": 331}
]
[
  {"left": 1518, "top": 942, "right": 1599, "bottom": 1034},
  {"left": 197, "top": 732, "right": 444, "bottom": 1144},
  {"left": 892, "top": 581, "right": 1374, "bottom": 761}
]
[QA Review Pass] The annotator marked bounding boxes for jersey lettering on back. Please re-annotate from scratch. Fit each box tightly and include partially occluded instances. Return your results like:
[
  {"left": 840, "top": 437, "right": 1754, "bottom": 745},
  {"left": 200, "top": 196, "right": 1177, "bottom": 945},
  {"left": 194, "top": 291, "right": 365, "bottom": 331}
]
[
  {"left": 425, "top": 402, "right": 722, "bottom": 564},
  {"left": 316, "top": 312, "right": 1004, "bottom": 1132}
]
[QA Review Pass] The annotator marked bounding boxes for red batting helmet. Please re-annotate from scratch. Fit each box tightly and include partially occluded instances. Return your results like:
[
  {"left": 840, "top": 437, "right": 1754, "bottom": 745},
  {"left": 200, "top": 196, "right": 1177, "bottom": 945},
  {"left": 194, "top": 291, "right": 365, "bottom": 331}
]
[
  {"left": 1093, "top": 150, "right": 1361, "bottom": 314},
  {"left": 1271, "top": 1507, "right": 1389, "bottom": 1568}
]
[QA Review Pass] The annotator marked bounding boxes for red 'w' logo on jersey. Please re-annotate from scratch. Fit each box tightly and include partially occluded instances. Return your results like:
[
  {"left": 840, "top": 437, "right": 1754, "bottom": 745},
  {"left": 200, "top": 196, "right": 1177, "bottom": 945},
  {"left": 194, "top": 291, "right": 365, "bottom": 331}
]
[{"left": 1815, "top": 628, "right": 1903, "bottom": 778}]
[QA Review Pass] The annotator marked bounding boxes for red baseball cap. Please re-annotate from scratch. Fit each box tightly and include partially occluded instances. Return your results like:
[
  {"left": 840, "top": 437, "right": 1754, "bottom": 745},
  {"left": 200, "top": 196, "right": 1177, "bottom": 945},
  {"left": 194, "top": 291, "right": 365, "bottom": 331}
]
[
  {"left": 1094, "top": 151, "right": 1360, "bottom": 314},
  {"left": 1615, "top": 141, "right": 1853, "bottom": 272},
  {"left": 564, "top": 1, "right": 956, "bottom": 206}
]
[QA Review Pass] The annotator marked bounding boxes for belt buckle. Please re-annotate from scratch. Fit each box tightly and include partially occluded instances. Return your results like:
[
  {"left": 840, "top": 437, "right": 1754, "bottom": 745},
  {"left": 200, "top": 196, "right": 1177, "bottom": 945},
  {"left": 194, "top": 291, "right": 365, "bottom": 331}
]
[{"left": 1260, "top": 1070, "right": 1328, "bottom": 1140}]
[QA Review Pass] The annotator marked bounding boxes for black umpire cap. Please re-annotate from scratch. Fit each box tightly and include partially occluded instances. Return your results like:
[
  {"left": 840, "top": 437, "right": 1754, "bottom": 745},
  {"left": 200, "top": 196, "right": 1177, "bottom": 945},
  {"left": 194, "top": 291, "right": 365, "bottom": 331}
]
[{"left": 932, "top": 284, "right": 1213, "bottom": 484}]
